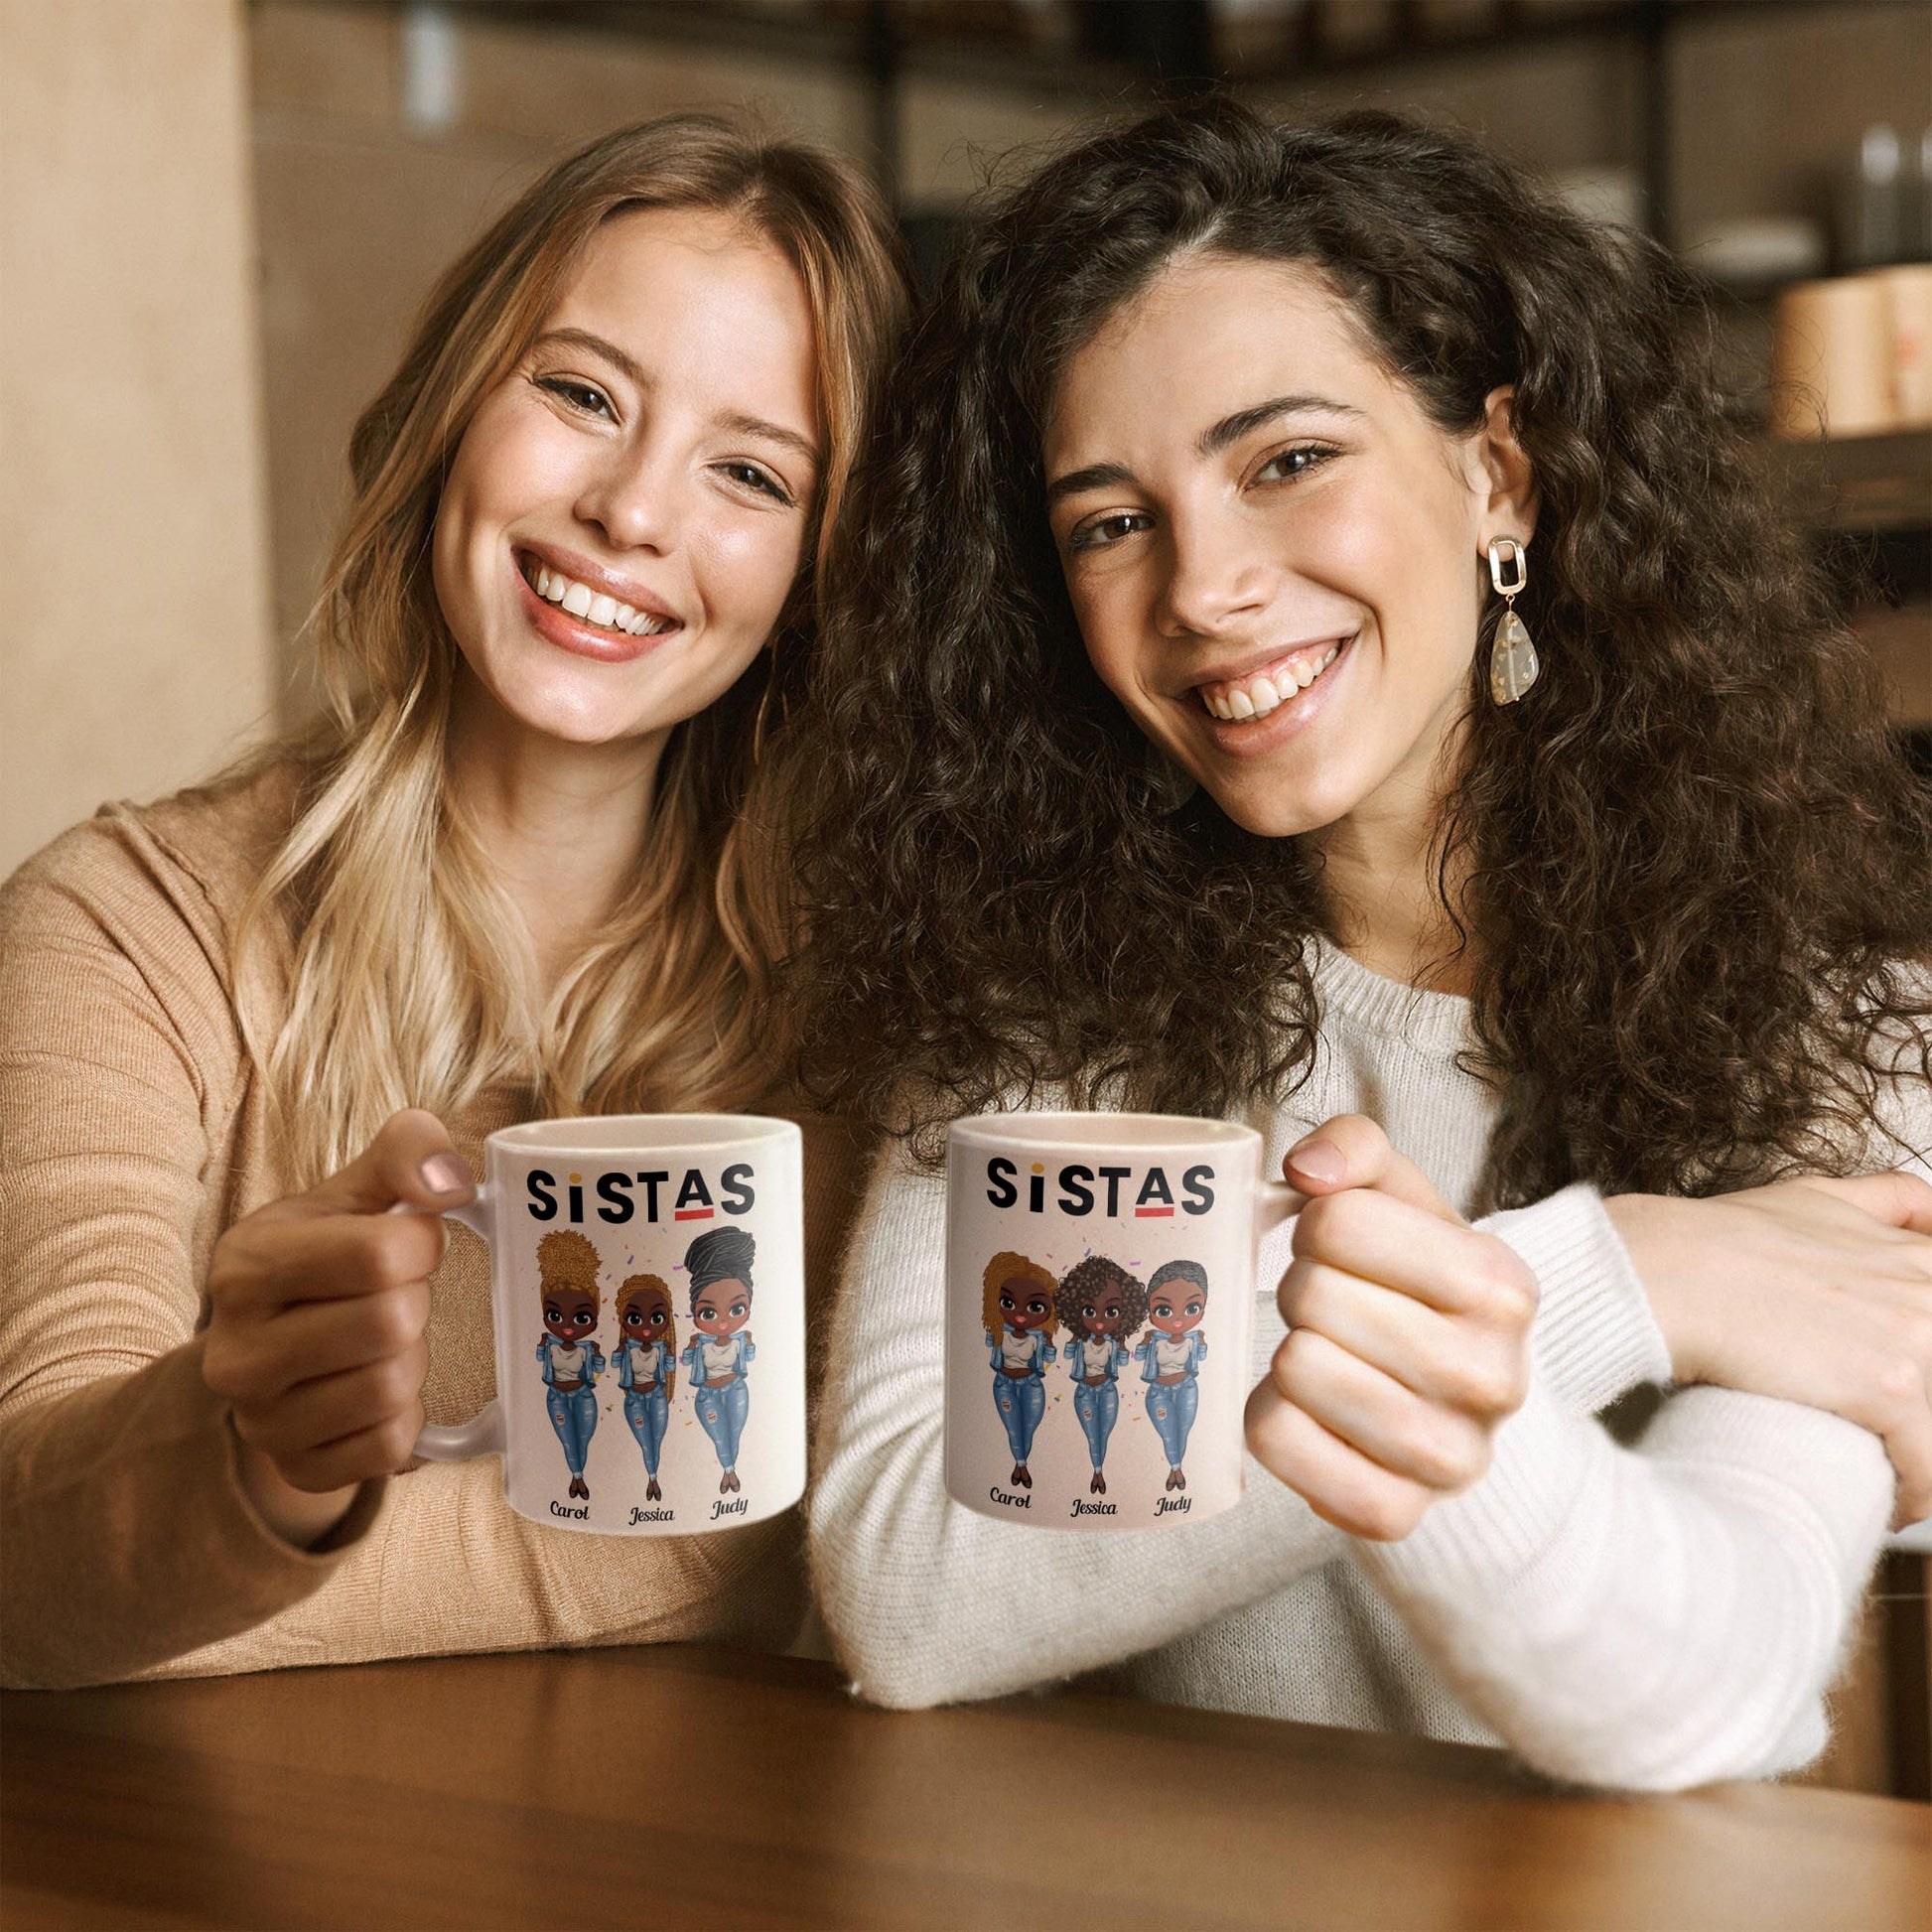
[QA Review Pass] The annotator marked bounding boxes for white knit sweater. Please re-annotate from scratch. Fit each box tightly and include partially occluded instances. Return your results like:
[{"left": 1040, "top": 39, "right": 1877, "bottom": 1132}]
[{"left": 808, "top": 942, "right": 1912, "bottom": 1791}]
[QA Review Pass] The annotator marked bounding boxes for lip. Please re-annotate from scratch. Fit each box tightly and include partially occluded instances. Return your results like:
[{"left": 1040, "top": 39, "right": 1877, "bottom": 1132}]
[
  {"left": 1183, "top": 629, "right": 1356, "bottom": 760},
  {"left": 1190, "top": 630, "right": 1354, "bottom": 701},
  {"left": 512, "top": 549, "right": 681, "bottom": 665},
  {"left": 517, "top": 540, "right": 680, "bottom": 622}
]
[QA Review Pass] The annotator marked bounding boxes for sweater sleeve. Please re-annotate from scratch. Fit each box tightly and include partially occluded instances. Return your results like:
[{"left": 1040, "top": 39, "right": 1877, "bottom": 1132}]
[
  {"left": 0, "top": 812, "right": 802, "bottom": 1689},
  {"left": 806, "top": 1139, "right": 1348, "bottom": 1710},
  {"left": 0, "top": 818, "right": 392, "bottom": 1686},
  {"left": 1354, "top": 1377, "right": 1891, "bottom": 1790},
  {"left": 1353, "top": 1061, "right": 1930, "bottom": 1791},
  {"left": 1481, "top": 1184, "right": 1673, "bottom": 1413}
]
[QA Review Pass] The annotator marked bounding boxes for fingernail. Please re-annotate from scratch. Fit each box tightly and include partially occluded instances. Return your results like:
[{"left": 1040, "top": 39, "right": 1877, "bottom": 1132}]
[
  {"left": 1288, "top": 1139, "right": 1345, "bottom": 1186},
  {"left": 420, "top": 1153, "right": 470, "bottom": 1196}
]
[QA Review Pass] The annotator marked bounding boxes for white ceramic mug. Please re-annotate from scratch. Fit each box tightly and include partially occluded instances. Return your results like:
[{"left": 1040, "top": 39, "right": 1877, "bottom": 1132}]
[
  {"left": 944, "top": 1113, "right": 1296, "bottom": 1531},
  {"left": 415, "top": 1114, "right": 803, "bottom": 1535}
]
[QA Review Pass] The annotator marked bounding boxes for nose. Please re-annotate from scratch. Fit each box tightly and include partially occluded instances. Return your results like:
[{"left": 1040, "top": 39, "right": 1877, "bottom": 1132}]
[
  {"left": 1156, "top": 501, "right": 1272, "bottom": 640},
  {"left": 575, "top": 438, "right": 684, "bottom": 555}
]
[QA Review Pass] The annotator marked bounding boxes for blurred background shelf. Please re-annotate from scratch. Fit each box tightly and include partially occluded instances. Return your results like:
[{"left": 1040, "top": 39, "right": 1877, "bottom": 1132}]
[{"left": 1777, "top": 426, "right": 1932, "bottom": 536}]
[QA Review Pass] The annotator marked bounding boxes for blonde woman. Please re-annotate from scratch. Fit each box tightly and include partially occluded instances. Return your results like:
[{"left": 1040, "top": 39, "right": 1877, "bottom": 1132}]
[{"left": 0, "top": 117, "right": 907, "bottom": 1688}]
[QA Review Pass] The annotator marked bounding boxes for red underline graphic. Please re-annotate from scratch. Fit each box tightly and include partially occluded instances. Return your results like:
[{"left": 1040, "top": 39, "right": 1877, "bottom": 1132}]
[
  {"left": 1134, "top": 1206, "right": 1174, "bottom": 1217},
  {"left": 673, "top": 1209, "right": 715, "bottom": 1221}
]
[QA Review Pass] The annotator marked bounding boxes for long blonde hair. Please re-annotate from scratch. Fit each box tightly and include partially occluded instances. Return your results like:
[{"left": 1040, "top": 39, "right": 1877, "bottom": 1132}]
[{"left": 239, "top": 117, "right": 908, "bottom": 1184}]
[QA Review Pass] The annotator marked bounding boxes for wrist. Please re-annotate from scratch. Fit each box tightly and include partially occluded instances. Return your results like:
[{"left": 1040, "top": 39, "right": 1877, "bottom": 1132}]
[
  {"left": 1601, "top": 1192, "right": 1707, "bottom": 1384},
  {"left": 232, "top": 1435, "right": 360, "bottom": 1551}
]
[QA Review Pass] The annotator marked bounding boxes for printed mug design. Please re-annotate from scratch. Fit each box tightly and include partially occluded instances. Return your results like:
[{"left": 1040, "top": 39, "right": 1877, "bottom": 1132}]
[
  {"left": 531, "top": 1223, "right": 759, "bottom": 1513},
  {"left": 981, "top": 1249, "right": 1212, "bottom": 1507}
]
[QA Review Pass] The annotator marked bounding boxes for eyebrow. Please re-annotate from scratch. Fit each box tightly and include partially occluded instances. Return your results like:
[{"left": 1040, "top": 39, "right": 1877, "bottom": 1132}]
[
  {"left": 1044, "top": 392, "right": 1363, "bottom": 507},
  {"left": 1197, "top": 392, "right": 1364, "bottom": 459},
  {"left": 530, "top": 327, "right": 821, "bottom": 469}
]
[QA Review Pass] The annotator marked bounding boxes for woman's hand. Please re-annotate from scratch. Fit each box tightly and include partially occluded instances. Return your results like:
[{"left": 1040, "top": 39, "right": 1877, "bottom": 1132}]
[
  {"left": 1606, "top": 1174, "right": 1932, "bottom": 1527},
  {"left": 201, "top": 1109, "right": 475, "bottom": 1548},
  {"left": 1245, "top": 1116, "right": 1538, "bottom": 1541}
]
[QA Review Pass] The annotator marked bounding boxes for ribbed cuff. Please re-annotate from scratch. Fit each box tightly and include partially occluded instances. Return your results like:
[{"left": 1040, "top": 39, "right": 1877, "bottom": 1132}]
[
  {"left": 1365, "top": 1375, "right": 1606, "bottom": 1590},
  {"left": 1484, "top": 1184, "right": 1672, "bottom": 1415}
]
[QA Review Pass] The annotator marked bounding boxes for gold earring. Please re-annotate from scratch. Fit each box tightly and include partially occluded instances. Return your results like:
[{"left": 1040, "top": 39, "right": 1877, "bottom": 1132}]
[{"left": 1486, "top": 537, "right": 1539, "bottom": 705}]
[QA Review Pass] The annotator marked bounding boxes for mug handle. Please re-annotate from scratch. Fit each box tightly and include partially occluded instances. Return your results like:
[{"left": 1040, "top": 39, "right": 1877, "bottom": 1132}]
[
  {"left": 390, "top": 1190, "right": 507, "bottom": 1461},
  {"left": 1253, "top": 1176, "right": 1302, "bottom": 1245}
]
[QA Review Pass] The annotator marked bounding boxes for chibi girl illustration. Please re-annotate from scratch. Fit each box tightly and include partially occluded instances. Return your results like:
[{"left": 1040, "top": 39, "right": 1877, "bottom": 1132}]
[
  {"left": 1134, "top": 1260, "right": 1208, "bottom": 1492},
  {"left": 981, "top": 1252, "right": 1058, "bottom": 1489},
  {"left": 1053, "top": 1256, "right": 1147, "bottom": 1496},
  {"left": 679, "top": 1227, "right": 756, "bottom": 1494},
  {"left": 613, "top": 1273, "right": 677, "bottom": 1502},
  {"left": 535, "top": 1229, "right": 607, "bottom": 1500}
]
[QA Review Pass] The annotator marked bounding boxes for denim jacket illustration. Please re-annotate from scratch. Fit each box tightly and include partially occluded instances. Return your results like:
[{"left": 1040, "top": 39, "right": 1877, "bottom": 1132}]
[
  {"left": 1134, "top": 1329, "right": 1206, "bottom": 1382},
  {"left": 536, "top": 1334, "right": 606, "bottom": 1387}
]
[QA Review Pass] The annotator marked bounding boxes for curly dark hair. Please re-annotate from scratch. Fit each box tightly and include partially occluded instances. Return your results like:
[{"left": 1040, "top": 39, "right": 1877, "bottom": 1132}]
[
  {"left": 1053, "top": 1255, "right": 1149, "bottom": 1343},
  {"left": 792, "top": 99, "right": 1931, "bottom": 1206}
]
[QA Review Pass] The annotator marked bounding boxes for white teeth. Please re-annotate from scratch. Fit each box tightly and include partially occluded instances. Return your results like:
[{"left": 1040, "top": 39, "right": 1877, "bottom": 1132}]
[
  {"left": 1199, "top": 639, "right": 1346, "bottom": 721},
  {"left": 529, "top": 560, "right": 673, "bottom": 636}
]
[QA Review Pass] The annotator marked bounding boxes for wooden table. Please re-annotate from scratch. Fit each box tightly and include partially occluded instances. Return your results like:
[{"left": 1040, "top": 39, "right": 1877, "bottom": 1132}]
[{"left": 3, "top": 1646, "right": 1927, "bottom": 1930}]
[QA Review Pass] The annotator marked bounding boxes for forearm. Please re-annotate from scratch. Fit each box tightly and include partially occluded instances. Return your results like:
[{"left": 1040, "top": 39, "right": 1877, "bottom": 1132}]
[
  {"left": 0, "top": 1341, "right": 381, "bottom": 1688},
  {"left": 1356, "top": 1379, "right": 1892, "bottom": 1790}
]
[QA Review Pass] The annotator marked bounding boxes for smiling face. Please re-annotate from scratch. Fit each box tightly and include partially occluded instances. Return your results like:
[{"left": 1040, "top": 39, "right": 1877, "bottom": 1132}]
[
  {"left": 1079, "top": 1292, "right": 1125, "bottom": 1336},
  {"left": 997, "top": 1276, "right": 1053, "bottom": 1332},
  {"left": 692, "top": 1279, "right": 752, "bottom": 1338},
  {"left": 432, "top": 204, "right": 821, "bottom": 753},
  {"left": 1042, "top": 252, "right": 1531, "bottom": 845},
  {"left": 1147, "top": 1282, "right": 1204, "bottom": 1338},
  {"left": 544, "top": 1289, "right": 599, "bottom": 1344},
  {"left": 621, "top": 1298, "right": 670, "bottom": 1341}
]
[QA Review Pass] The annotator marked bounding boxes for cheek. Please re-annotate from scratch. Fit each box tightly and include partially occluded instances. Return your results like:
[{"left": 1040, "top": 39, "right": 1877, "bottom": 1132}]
[{"left": 690, "top": 514, "right": 805, "bottom": 638}]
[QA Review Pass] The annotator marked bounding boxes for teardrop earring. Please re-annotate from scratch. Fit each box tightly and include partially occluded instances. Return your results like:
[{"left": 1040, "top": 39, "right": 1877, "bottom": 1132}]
[{"left": 1486, "top": 536, "right": 1539, "bottom": 705}]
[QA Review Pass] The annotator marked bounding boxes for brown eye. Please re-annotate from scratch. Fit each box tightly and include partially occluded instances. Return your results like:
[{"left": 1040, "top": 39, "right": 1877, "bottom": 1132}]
[
  {"left": 999, "top": 1293, "right": 1015, "bottom": 1310},
  {"left": 1186, "top": 1301, "right": 1202, "bottom": 1317}
]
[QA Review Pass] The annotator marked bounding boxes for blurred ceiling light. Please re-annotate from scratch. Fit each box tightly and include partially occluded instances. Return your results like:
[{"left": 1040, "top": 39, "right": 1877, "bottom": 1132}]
[{"left": 402, "top": 3, "right": 463, "bottom": 138}]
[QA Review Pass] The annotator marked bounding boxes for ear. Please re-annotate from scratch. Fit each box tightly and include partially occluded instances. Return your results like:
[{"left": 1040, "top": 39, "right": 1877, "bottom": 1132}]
[{"left": 1472, "top": 385, "right": 1538, "bottom": 550}]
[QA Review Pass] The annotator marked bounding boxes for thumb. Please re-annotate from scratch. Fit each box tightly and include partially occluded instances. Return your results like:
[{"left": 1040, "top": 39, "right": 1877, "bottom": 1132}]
[
  {"left": 1284, "top": 1114, "right": 1462, "bottom": 1226},
  {"left": 305, "top": 1108, "right": 475, "bottom": 1216}
]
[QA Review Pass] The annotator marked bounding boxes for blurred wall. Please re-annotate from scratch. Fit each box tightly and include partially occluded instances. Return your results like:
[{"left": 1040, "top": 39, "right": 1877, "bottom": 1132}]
[{"left": 0, "top": 0, "right": 272, "bottom": 876}]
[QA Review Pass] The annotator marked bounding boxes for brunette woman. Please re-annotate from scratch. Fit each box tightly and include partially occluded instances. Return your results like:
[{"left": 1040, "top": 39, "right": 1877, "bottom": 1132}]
[
  {"left": 0, "top": 116, "right": 906, "bottom": 1687},
  {"left": 1055, "top": 1256, "right": 1145, "bottom": 1495},
  {"left": 681, "top": 1226, "right": 758, "bottom": 1494},
  {"left": 800, "top": 102, "right": 1931, "bottom": 1789}
]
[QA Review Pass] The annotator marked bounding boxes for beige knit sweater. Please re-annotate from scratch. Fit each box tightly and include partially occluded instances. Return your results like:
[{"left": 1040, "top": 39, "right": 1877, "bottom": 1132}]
[{"left": 0, "top": 766, "right": 873, "bottom": 1689}]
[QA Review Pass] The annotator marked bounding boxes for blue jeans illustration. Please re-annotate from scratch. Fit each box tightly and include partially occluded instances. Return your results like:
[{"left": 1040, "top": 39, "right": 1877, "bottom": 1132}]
[
  {"left": 695, "top": 1374, "right": 749, "bottom": 1472},
  {"left": 1147, "top": 1376, "right": 1198, "bottom": 1468},
  {"left": 624, "top": 1387, "right": 669, "bottom": 1476},
  {"left": 993, "top": 1372, "right": 1045, "bottom": 1463},
  {"left": 1072, "top": 1380, "right": 1119, "bottom": 1469},
  {"left": 546, "top": 1383, "right": 598, "bottom": 1476}
]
